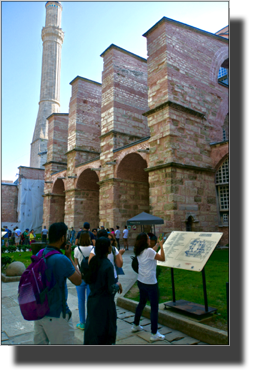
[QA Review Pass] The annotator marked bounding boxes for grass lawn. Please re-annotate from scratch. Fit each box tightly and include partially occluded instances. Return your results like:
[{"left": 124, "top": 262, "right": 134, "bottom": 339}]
[
  {"left": 1, "top": 249, "right": 75, "bottom": 272},
  {"left": 125, "top": 249, "right": 229, "bottom": 331}
]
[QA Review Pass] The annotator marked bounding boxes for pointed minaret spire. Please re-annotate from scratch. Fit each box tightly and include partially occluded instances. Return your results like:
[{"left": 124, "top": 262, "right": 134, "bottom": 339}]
[{"left": 30, "top": 1, "right": 64, "bottom": 168}]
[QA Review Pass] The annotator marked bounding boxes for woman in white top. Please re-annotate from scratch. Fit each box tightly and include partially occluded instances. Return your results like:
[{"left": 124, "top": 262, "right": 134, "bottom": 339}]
[
  {"left": 74, "top": 232, "right": 94, "bottom": 330},
  {"left": 131, "top": 232, "right": 166, "bottom": 341}
]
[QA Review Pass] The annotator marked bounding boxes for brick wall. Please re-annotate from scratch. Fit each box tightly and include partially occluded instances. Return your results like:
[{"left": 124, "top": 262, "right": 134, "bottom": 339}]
[
  {"left": 1, "top": 184, "right": 18, "bottom": 222},
  {"left": 47, "top": 113, "right": 68, "bottom": 164},
  {"left": 18, "top": 166, "right": 45, "bottom": 181},
  {"left": 68, "top": 77, "right": 102, "bottom": 153}
]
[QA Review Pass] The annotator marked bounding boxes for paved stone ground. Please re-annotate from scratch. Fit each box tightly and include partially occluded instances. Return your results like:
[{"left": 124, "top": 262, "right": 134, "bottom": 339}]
[{"left": 1, "top": 248, "right": 207, "bottom": 345}]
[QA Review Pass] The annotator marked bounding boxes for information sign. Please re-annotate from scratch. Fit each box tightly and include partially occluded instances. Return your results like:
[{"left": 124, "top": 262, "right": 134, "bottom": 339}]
[{"left": 157, "top": 231, "right": 223, "bottom": 272}]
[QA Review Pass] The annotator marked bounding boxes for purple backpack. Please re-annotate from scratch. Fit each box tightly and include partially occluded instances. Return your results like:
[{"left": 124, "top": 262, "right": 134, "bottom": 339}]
[{"left": 18, "top": 248, "right": 61, "bottom": 321}]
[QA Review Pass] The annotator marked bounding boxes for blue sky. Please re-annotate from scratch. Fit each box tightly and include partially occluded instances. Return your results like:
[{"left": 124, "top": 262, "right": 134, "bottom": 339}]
[{"left": 2, "top": 1, "right": 228, "bottom": 181}]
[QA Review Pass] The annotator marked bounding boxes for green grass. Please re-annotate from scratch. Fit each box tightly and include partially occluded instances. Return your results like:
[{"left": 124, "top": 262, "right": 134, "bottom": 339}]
[
  {"left": 1, "top": 249, "right": 75, "bottom": 271},
  {"left": 125, "top": 249, "right": 229, "bottom": 328}
]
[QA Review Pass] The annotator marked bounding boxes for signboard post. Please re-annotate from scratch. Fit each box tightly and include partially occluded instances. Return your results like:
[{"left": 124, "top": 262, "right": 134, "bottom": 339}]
[{"left": 157, "top": 231, "right": 223, "bottom": 318}]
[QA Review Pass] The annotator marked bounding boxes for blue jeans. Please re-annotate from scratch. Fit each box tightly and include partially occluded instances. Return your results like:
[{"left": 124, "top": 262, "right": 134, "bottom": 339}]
[
  {"left": 134, "top": 281, "right": 159, "bottom": 334},
  {"left": 76, "top": 280, "right": 90, "bottom": 324}
]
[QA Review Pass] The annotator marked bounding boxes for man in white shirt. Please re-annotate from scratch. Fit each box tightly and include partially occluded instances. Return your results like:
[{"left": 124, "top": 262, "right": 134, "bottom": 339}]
[
  {"left": 15, "top": 227, "right": 22, "bottom": 247},
  {"left": 122, "top": 226, "right": 129, "bottom": 250},
  {"left": 115, "top": 225, "right": 121, "bottom": 250}
]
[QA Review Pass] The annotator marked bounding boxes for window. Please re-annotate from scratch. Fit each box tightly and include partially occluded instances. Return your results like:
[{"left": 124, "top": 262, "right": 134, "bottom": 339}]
[{"left": 216, "top": 158, "right": 229, "bottom": 225}]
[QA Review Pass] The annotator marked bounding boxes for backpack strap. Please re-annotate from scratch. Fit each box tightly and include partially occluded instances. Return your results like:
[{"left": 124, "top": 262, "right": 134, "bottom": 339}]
[{"left": 43, "top": 249, "right": 67, "bottom": 319}]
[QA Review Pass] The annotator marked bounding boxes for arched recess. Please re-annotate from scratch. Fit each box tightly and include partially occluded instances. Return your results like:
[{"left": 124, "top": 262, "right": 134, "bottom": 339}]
[
  {"left": 50, "top": 178, "right": 65, "bottom": 224},
  {"left": 75, "top": 168, "right": 100, "bottom": 230},
  {"left": 116, "top": 153, "right": 149, "bottom": 238},
  {"left": 210, "top": 46, "right": 229, "bottom": 84}
]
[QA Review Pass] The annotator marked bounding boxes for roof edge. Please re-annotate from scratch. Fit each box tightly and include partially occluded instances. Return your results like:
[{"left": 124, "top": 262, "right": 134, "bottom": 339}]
[
  {"left": 142, "top": 17, "right": 228, "bottom": 43},
  {"left": 100, "top": 44, "right": 147, "bottom": 62},
  {"left": 69, "top": 76, "right": 102, "bottom": 86}
]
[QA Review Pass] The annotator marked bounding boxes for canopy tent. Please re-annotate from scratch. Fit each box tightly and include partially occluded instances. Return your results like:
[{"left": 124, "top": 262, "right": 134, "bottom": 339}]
[{"left": 127, "top": 212, "right": 164, "bottom": 234}]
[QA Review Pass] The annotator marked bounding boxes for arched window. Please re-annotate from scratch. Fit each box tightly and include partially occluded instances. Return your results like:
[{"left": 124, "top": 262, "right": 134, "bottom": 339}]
[
  {"left": 216, "top": 158, "right": 229, "bottom": 225},
  {"left": 218, "top": 58, "right": 229, "bottom": 87}
]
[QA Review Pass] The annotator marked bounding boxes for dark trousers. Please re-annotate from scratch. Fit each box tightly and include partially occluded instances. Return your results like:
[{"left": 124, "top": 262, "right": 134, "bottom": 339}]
[
  {"left": 134, "top": 280, "right": 159, "bottom": 334},
  {"left": 42, "top": 235, "right": 47, "bottom": 243},
  {"left": 116, "top": 238, "right": 120, "bottom": 250}
]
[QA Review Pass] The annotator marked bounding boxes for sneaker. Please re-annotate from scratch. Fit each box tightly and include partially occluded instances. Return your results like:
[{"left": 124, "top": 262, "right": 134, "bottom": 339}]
[
  {"left": 131, "top": 324, "right": 143, "bottom": 332},
  {"left": 150, "top": 331, "right": 165, "bottom": 341},
  {"left": 76, "top": 323, "right": 85, "bottom": 330}
]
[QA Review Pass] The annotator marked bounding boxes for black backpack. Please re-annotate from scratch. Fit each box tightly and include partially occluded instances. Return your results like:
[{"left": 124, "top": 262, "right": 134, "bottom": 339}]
[{"left": 77, "top": 246, "right": 91, "bottom": 281}]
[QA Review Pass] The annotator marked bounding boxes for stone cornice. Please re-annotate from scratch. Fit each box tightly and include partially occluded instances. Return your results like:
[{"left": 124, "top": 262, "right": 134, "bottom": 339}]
[
  {"left": 99, "top": 129, "right": 143, "bottom": 140},
  {"left": 43, "top": 161, "right": 67, "bottom": 166},
  {"left": 144, "top": 162, "right": 215, "bottom": 173},
  {"left": 69, "top": 76, "right": 102, "bottom": 86},
  {"left": 113, "top": 137, "right": 150, "bottom": 153},
  {"left": 142, "top": 101, "right": 205, "bottom": 119},
  {"left": 75, "top": 157, "right": 101, "bottom": 168},
  {"left": 100, "top": 44, "right": 147, "bottom": 62},
  {"left": 46, "top": 112, "right": 69, "bottom": 120},
  {"left": 210, "top": 140, "right": 229, "bottom": 147},
  {"left": 42, "top": 193, "right": 64, "bottom": 197},
  {"left": 65, "top": 148, "right": 100, "bottom": 155}
]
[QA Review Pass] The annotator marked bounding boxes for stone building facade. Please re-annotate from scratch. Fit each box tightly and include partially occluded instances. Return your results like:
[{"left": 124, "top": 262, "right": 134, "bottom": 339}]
[{"left": 42, "top": 17, "right": 229, "bottom": 245}]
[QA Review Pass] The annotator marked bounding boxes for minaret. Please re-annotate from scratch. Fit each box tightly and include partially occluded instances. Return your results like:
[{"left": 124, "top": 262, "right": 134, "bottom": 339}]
[{"left": 30, "top": 1, "right": 64, "bottom": 168}]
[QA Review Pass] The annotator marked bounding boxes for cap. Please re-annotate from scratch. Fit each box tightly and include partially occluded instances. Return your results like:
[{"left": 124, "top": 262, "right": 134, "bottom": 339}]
[{"left": 83, "top": 222, "right": 90, "bottom": 229}]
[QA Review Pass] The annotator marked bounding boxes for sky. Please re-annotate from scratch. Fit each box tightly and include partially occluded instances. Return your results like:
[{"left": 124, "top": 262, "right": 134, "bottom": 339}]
[{"left": 2, "top": 0, "right": 228, "bottom": 182}]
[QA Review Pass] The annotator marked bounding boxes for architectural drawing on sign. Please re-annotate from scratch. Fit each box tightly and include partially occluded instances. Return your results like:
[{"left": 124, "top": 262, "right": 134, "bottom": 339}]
[
  {"left": 183, "top": 239, "right": 215, "bottom": 262},
  {"left": 157, "top": 231, "right": 222, "bottom": 271}
]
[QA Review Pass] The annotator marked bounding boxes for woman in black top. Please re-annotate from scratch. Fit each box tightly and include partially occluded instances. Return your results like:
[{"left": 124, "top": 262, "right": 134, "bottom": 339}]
[{"left": 84, "top": 237, "right": 122, "bottom": 345}]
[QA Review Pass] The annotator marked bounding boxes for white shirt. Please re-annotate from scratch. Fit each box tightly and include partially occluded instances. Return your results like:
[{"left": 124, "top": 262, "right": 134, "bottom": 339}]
[
  {"left": 115, "top": 229, "right": 120, "bottom": 239},
  {"left": 137, "top": 247, "right": 157, "bottom": 285},
  {"left": 15, "top": 229, "right": 21, "bottom": 236},
  {"left": 91, "top": 246, "right": 119, "bottom": 279},
  {"left": 123, "top": 229, "right": 129, "bottom": 239},
  {"left": 74, "top": 245, "right": 93, "bottom": 267}
]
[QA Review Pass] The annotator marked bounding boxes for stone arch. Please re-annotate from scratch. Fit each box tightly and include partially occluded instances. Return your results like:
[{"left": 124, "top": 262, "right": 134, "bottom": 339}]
[
  {"left": 117, "top": 152, "right": 148, "bottom": 182},
  {"left": 75, "top": 168, "right": 100, "bottom": 230},
  {"left": 76, "top": 168, "right": 99, "bottom": 191},
  {"left": 210, "top": 46, "right": 229, "bottom": 84},
  {"left": 115, "top": 152, "right": 150, "bottom": 241},
  {"left": 50, "top": 178, "right": 65, "bottom": 224},
  {"left": 53, "top": 178, "right": 65, "bottom": 194},
  {"left": 214, "top": 153, "right": 229, "bottom": 172}
]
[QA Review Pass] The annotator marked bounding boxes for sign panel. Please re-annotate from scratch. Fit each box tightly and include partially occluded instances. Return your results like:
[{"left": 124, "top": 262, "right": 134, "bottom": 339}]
[{"left": 157, "top": 231, "right": 223, "bottom": 272}]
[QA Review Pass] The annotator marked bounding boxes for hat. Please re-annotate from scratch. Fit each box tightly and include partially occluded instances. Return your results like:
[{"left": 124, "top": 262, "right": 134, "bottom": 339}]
[{"left": 83, "top": 222, "right": 90, "bottom": 229}]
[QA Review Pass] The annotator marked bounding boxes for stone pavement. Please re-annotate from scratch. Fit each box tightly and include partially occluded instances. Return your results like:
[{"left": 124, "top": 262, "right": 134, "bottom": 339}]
[{"left": 1, "top": 248, "right": 207, "bottom": 345}]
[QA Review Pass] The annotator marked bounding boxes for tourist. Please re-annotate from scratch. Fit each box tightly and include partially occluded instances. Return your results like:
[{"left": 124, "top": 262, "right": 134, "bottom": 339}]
[
  {"left": 92, "top": 228, "right": 98, "bottom": 240},
  {"left": 122, "top": 225, "right": 129, "bottom": 250},
  {"left": 12, "top": 227, "right": 16, "bottom": 245},
  {"left": 131, "top": 232, "right": 166, "bottom": 341},
  {"left": 41, "top": 226, "right": 48, "bottom": 243},
  {"left": 29, "top": 229, "right": 36, "bottom": 244},
  {"left": 70, "top": 227, "right": 75, "bottom": 244},
  {"left": 23, "top": 229, "right": 30, "bottom": 245},
  {"left": 74, "top": 232, "right": 93, "bottom": 331},
  {"left": 107, "top": 232, "right": 125, "bottom": 281},
  {"left": 115, "top": 225, "right": 120, "bottom": 250},
  {"left": 34, "top": 222, "right": 82, "bottom": 344},
  {"left": 89, "top": 230, "right": 125, "bottom": 283},
  {"left": 84, "top": 237, "right": 122, "bottom": 344},
  {"left": 110, "top": 227, "right": 115, "bottom": 236},
  {"left": 15, "top": 226, "right": 22, "bottom": 247},
  {"left": 148, "top": 233, "right": 157, "bottom": 249},
  {"left": 75, "top": 222, "right": 95, "bottom": 246}
]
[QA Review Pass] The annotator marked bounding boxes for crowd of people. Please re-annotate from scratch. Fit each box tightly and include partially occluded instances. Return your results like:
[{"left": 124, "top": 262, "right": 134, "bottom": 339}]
[
  {"left": 1, "top": 226, "right": 39, "bottom": 247},
  {"left": 13, "top": 220, "right": 166, "bottom": 345}
]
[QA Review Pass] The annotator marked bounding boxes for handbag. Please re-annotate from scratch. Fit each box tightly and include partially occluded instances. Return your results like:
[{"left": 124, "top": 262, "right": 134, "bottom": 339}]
[{"left": 131, "top": 256, "right": 138, "bottom": 273}]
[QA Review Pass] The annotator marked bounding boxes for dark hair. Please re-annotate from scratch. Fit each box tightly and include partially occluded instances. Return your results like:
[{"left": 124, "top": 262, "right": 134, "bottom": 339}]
[
  {"left": 116, "top": 225, "right": 119, "bottom": 229},
  {"left": 49, "top": 222, "right": 68, "bottom": 244},
  {"left": 125, "top": 225, "right": 127, "bottom": 228},
  {"left": 97, "top": 229, "right": 108, "bottom": 238},
  {"left": 83, "top": 222, "right": 90, "bottom": 229},
  {"left": 148, "top": 233, "right": 157, "bottom": 243},
  {"left": 134, "top": 232, "right": 149, "bottom": 256},
  {"left": 108, "top": 233, "right": 117, "bottom": 247},
  {"left": 92, "top": 228, "right": 97, "bottom": 233},
  {"left": 79, "top": 232, "right": 91, "bottom": 246},
  {"left": 86, "top": 237, "right": 111, "bottom": 284}
]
